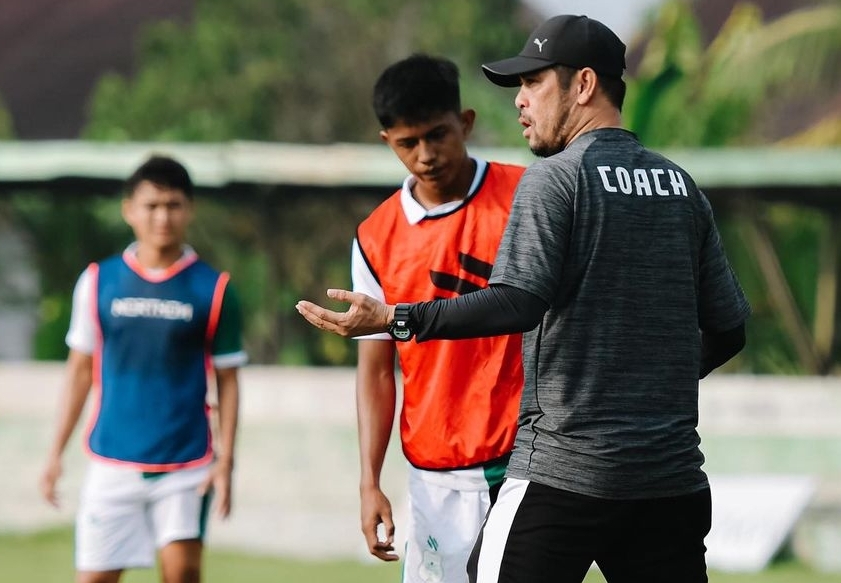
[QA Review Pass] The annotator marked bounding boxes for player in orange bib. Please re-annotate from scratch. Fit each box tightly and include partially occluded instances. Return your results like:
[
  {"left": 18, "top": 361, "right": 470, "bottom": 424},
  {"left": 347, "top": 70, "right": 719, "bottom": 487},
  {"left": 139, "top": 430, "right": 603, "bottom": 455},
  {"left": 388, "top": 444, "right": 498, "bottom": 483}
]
[{"left": 351, "top": 54, "right": 525, "bottom": 583}]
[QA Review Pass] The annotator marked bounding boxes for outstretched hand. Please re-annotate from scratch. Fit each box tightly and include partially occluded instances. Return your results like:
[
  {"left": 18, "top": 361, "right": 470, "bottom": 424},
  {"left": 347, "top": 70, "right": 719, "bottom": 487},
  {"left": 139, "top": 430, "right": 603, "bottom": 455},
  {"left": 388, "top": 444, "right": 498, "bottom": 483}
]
[{"left": 296, "top": 289, "right": 394, "bottom": 338}]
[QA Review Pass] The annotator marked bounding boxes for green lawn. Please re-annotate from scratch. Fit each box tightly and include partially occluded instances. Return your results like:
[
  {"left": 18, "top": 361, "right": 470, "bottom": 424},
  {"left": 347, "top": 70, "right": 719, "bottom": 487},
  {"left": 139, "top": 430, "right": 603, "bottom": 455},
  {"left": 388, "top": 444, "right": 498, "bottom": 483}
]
[{"left": 1, "top": 527, "right": 839, "bottom": 582}]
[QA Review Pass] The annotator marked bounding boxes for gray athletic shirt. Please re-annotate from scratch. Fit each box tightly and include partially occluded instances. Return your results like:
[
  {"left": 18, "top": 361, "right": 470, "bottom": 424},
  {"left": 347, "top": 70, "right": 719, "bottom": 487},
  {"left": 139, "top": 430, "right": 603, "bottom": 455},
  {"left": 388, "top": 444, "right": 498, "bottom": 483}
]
[{"left": 489, "top": 128, "right": 750, "bottom": 499}]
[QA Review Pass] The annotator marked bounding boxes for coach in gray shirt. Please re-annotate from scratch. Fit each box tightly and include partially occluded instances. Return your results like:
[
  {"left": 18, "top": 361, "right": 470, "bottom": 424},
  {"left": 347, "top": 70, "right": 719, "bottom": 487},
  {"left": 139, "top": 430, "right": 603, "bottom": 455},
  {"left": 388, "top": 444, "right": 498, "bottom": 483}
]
[{"left": 297, "top": 14, "right": 750, "bottom": 583}]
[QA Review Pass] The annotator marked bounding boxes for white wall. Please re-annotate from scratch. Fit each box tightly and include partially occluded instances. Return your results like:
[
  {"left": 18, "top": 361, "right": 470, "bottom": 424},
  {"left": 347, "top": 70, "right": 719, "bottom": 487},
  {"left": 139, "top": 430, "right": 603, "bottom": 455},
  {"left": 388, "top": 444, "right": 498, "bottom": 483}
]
[
  {"left": 0, "top": 363, "right": 408, "bottom": 560},
  {"left": 2, "top": 364, "right": 841, "bottom": 565}
]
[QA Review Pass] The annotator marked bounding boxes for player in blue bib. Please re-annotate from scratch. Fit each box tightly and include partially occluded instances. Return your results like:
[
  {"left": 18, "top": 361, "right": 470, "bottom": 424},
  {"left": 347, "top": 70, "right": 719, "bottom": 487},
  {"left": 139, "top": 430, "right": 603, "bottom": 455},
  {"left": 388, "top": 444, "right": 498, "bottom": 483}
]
[{"left": 40, "top": 155, "right": 247, "bottom": 583}]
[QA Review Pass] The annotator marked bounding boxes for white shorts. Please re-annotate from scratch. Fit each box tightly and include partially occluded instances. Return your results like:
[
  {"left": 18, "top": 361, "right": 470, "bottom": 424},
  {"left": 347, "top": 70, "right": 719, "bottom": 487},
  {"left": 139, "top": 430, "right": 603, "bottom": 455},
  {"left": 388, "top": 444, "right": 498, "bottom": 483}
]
[
  {"left": 403, "top": 465, "right": 496, "bottom": 583},
  {"left": 75, "top": 460, "right": 211, "bottom": 571}
]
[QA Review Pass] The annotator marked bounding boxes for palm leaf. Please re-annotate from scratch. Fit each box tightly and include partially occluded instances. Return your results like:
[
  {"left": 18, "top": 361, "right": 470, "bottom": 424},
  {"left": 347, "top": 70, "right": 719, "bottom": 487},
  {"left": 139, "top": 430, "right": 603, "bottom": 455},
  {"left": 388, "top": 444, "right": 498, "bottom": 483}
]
[{"left": 712, "top": 3, "right": 841, "bottom": 98}]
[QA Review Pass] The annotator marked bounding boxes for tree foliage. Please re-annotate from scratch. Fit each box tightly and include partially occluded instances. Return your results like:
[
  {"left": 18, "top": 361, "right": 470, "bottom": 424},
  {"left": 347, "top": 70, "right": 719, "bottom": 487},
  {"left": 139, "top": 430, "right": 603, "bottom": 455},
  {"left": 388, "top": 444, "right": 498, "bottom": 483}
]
[
  {"left": 84, "top": 0, "right": 533, "bottom": 146},
  {"left": 626, "top": 0, "right": 841, "bottom": 147},
  {"left": 16, "top": 0, "right": 840, "bottom": 371},
  {"left": 73, "top": 0, "right": 540, "bottom": 365}
]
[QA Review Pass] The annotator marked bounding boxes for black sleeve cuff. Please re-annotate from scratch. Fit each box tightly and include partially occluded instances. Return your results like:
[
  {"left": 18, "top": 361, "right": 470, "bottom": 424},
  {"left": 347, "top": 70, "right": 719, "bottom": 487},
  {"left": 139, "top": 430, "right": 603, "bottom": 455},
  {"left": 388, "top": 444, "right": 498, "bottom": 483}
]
[{"left": 411, "top": 284, "right": 548, "bottom": 342}]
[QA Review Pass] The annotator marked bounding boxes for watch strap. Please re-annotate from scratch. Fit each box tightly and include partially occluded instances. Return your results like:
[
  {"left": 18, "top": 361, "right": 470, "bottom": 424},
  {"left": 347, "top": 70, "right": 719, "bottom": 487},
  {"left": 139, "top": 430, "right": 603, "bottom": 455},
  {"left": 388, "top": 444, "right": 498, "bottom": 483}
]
[{"left": 388, "top": 303, "right": 414, "bottom": 341}]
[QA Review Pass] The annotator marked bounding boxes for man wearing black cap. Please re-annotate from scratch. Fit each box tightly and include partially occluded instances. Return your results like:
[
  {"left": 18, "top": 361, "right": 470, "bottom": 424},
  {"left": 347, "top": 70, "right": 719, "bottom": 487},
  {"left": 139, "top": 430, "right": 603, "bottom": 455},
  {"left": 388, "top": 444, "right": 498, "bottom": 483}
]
[{"left": 297, "top": 14, "right": 750, "bottom": 583}]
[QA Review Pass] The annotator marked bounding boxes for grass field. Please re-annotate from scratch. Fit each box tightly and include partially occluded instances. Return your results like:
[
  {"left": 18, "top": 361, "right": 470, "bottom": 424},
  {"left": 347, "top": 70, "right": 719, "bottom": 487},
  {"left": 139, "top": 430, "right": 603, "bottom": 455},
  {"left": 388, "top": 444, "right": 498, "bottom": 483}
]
[{"left": 2, "top": 527, "right": 840, "bottom": 582}]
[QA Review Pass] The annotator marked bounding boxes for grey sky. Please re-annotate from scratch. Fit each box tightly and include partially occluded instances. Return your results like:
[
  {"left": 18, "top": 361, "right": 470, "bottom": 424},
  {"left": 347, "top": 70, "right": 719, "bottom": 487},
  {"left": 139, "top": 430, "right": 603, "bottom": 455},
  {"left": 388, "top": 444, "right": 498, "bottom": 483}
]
[{"left": 522, "top": 0, "right": 664, "bottom": 43}]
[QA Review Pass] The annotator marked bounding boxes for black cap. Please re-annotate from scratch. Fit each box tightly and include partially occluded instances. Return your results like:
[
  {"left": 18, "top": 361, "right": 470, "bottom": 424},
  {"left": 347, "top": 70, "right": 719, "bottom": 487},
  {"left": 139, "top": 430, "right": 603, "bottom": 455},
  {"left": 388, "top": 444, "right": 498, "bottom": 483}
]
[{"left": 482, "top": 15, "right": 626, "bottom": 87}]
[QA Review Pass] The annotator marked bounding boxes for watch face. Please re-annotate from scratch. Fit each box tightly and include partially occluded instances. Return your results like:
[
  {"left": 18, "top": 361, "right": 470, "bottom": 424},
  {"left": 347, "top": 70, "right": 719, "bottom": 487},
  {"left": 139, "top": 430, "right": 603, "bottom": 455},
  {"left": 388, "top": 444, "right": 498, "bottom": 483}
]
[{"left": 392, "top": 327, "right": 412, "bottom": 341}]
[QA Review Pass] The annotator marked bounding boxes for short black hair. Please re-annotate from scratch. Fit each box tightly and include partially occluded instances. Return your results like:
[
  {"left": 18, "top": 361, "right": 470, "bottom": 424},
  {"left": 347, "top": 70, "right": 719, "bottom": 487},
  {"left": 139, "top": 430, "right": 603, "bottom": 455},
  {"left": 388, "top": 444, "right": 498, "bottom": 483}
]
[
  {"left": 554, "top": 65, "right": 626, "bottom": 112},
  {"left": 373, "top": 54, "right": 462, "bottom": 129},
  {"left": 599, "top": 75, "right": 626, "bottom": 112},
  {"left": 125, "top": 155, "right": 194, "bottom": 198}
]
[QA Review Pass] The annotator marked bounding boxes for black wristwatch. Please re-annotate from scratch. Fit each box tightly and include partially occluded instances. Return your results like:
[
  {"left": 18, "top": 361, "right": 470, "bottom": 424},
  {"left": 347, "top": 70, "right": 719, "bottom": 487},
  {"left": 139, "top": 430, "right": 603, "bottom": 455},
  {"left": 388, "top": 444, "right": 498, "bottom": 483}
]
[{"left": 387, "top": 303, "right": 414, "bottom": 342}]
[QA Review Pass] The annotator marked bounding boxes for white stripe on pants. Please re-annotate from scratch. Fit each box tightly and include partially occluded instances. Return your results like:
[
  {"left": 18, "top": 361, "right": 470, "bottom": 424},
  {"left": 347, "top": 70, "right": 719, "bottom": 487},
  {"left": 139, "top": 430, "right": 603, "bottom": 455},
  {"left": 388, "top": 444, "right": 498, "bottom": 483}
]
[{"left": 473, "top": 478, "right": 529, "bottom": 583}]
